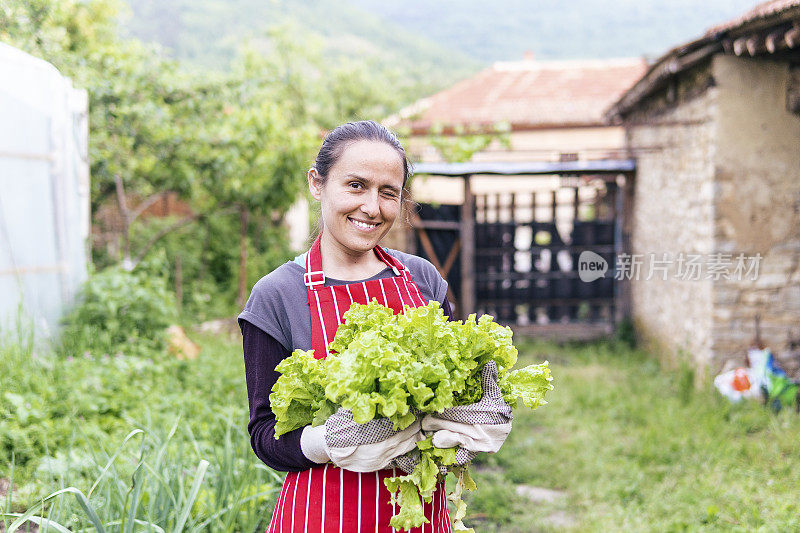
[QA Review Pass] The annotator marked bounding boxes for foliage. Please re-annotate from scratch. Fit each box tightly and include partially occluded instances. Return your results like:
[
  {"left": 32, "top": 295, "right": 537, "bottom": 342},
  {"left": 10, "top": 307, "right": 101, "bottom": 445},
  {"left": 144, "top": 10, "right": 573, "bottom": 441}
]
[
  {"left": 124, "top": 0, "right": 480, "bottom": 98},
  {"left": 6, "top": 323, "right": 800, "bottom": 531},
  {"left": 125, "top": 213, "right": 293, "bottom": 319},
  {"left": 0, "top": 331, "right": 280, "bottom": 532},
  {"left": 58, "top": 255, "right": 177, "bottom": 357},
  {"left": 271, "top": 300, "right": 553, "bottom": 530},
  {"left": 271, "top": 300, "right": 551, "bottom": 435},
  {"left": 424, "top": 122, "right": 512, "bottom": 163},
  {"left": 2, "top": 0, "right": 320, "bottom": 302}
]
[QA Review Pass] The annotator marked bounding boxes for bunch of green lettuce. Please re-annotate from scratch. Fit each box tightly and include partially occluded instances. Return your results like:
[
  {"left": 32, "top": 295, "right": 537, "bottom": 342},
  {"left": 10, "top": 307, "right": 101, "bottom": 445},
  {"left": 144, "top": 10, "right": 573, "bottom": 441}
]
[{"left": 271, "top": 300, "right": 553, "bottom": 531}]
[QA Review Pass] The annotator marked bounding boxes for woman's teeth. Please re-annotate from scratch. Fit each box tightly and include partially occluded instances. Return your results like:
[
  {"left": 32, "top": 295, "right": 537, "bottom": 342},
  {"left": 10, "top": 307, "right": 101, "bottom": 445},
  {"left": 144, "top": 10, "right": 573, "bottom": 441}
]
[{"left": 350, "top": 218, "right": 379, "bottom": 230}]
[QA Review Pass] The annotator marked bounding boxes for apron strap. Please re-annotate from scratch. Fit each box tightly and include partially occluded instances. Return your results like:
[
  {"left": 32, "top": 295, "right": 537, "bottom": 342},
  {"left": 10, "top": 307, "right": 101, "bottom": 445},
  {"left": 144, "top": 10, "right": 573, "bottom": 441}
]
[{"left": 304, "top": 232, "right": 407, "bottom": 290}]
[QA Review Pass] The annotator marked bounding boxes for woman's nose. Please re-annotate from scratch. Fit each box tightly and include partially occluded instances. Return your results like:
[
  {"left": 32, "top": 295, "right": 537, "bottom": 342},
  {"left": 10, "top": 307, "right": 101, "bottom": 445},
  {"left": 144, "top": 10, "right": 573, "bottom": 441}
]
[{"left": 360, "top": 191, "right": 380, "bottom": 217}]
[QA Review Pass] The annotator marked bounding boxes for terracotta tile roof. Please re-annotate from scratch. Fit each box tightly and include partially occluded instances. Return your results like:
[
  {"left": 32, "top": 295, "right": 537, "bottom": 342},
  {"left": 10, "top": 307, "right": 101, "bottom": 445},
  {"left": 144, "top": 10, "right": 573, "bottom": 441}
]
[
  {"left": 706, "top": 0, "right": 800, "bottom": 35},
  {"left": 386, "top": 58, "right": 648, "bottom": 133}
]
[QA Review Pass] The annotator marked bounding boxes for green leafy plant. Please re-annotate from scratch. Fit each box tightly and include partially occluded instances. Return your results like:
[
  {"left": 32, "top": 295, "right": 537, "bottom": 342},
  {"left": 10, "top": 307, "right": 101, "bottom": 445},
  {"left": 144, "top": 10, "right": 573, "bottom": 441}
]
[
  {"left": 270, "top": 300, "right": 553, "bottom": 531},
  {"left": 58, "top": 255, "right": 177, "bottom": 357}
]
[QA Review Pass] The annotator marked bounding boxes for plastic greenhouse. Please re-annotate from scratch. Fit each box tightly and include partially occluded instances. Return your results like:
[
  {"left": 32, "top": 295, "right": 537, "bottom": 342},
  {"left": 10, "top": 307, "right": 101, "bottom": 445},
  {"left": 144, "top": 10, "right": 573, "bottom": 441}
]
[{"left": 0, "top": 42, "right": 89, "bottom": 339}]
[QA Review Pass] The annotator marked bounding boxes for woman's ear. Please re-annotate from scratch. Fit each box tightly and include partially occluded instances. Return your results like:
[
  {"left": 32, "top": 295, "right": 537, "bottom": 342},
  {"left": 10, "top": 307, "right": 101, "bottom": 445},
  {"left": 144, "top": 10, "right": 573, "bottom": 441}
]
[{"left": 308, "top": 168, "right": 322, "bottom": 201}]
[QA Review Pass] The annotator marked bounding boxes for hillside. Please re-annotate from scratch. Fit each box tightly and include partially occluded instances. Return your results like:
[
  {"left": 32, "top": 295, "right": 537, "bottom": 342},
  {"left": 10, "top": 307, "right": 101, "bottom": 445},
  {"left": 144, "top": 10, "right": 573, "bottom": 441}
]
[
  {"left": 349, "top": 0, "right": 759, "bottom": 62},
  {"left": 122, "top": 0, "right": 481, "bottom": 101},
  {"left": 122, "top": 0, "right": 762, "bottom": 108}
]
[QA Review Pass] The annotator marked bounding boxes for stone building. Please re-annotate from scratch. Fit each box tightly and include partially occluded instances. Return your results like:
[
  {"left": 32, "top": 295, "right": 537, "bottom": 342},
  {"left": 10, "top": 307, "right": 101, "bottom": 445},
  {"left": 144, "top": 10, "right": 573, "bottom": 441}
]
[{"left": 607, "top": 0, "right": 800, "bottom": 374}]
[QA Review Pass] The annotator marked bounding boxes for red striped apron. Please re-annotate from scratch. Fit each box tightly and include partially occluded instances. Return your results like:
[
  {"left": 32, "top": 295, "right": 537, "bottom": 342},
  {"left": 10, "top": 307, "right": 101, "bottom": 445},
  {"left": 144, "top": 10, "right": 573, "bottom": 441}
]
[{"left": 266, "top": 234, "right": 452, "bottom": 533}]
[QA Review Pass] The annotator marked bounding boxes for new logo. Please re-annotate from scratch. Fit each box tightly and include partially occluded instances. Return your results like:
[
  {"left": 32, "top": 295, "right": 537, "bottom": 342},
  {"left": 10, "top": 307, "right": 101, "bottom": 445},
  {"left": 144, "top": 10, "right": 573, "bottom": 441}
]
[{"left": 578, "top": 251, "right": 608, "bottom": 282}]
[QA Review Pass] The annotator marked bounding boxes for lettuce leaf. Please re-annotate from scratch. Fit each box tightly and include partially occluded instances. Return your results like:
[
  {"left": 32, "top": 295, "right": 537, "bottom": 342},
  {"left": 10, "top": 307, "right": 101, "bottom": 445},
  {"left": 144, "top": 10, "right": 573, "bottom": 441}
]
[
  {"left": 270, "top": 299, "right": 554, "bottom": 530},
  {"left": 500, "top": 362, "right": 554, "bottom": 409}
]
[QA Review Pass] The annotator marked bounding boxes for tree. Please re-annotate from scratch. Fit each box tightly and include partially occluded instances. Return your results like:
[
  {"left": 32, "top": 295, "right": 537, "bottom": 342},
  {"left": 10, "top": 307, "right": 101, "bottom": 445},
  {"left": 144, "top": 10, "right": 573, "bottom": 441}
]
[
  {"left": 190, "top": 52, "right": 317, "bottom": 305},
  {"left": 2, "top": 0, "right": 426, "bottom": 311}
]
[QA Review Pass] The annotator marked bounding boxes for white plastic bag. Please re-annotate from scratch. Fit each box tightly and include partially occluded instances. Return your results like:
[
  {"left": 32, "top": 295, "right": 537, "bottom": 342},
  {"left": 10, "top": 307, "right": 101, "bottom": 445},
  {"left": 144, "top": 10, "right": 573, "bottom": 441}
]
[{"left": 713, "top": 367, "right": 762, "bottom": 402}]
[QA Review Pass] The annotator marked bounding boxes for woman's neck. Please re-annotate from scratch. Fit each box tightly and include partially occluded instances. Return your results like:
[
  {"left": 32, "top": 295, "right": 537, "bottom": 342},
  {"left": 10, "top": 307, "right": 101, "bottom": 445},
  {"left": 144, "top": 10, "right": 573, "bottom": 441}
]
[{"left": 318, "top": 232, "right": 386, "bottom": 281}]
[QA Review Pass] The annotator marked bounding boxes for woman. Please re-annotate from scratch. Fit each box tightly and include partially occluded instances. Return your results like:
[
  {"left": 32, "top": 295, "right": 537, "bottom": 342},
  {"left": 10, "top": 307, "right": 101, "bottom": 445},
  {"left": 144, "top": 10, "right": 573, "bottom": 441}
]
[{"left": 239, "top": 121, "right": 511, "bottom": 532}]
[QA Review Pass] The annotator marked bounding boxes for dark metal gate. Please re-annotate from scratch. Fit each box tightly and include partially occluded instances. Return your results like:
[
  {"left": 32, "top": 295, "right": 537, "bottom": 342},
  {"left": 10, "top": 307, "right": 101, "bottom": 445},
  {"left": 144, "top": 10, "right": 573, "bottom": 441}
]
[
  {"left": 409, "top": 160, "right": 634, "bottom": 338},
  {"left": 473, "top": 182, "right": 617, "bottom": 327}
]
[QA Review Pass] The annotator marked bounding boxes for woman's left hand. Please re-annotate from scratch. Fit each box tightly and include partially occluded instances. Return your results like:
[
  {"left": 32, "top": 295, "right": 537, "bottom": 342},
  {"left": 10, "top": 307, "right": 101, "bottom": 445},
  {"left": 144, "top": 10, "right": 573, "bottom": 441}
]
[
  {"left": 301, "top": 409, "right": 424, "bottom": 472},
  {"left": 421, "top": 361, "right": 513, "bottom": 454}
]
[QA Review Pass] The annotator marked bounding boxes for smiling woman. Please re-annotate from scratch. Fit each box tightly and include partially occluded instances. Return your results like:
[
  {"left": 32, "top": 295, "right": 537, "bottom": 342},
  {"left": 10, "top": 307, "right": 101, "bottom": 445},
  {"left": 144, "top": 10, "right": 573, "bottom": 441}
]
[
  {"left": 307, "top": 135, "right": 407, "bottom": 280},
  {"left": 238, "top": 121, "right": 462, "bottom": 532}
]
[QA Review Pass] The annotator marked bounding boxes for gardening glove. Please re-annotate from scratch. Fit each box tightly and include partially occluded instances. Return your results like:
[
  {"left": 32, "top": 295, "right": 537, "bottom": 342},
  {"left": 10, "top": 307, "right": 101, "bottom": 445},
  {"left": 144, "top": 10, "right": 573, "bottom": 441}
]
[
  {"left": 390, "top": 446, "right": 473, "bottom": 475},
  {"left": 421, "top": 361, "right": 513, "bottom": 454},
  {"left": 300, "top": 408, "right": 424, "bottom": 472}
]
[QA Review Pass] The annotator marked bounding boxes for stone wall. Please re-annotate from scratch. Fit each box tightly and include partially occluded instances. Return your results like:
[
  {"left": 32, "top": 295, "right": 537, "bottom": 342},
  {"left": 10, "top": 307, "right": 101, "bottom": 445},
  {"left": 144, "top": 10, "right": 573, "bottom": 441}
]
[
  {"left": 624, "top": 75, "right": 718, "bottom": 371},
  {"left": 710, "top": 55, "right": 800, "bottom": 373},
  {"left": 624, "top": 54, "right": 800, "bottom": 375}
]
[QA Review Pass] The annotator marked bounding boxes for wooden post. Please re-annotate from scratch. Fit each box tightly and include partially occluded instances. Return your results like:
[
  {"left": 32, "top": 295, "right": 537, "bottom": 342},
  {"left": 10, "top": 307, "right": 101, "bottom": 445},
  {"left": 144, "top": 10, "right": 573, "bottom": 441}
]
[
  {"left": 460, "top": 175, "right": 475, "bottom": 319},
  {"left": 175, "top": 255, "right": 183, "bottom": 313},
  {"left": 572, "top": 187, "right": 580, "bottom": 222},
  {"left": 237, "top": 206, "right": 249, "bottom": 308},
  {"left": 614, "top": 174, "right": 634, "bottom": 324}
]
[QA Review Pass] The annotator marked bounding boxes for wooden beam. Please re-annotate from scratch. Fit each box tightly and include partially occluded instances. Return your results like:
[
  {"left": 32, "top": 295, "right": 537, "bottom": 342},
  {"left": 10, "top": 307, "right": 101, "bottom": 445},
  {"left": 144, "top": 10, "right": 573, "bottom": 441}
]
[
  {"left": 733, "top": 36, "right": 749, "bottom": 56},
  {"left": 411, "top": 217, "right": 460, "bottom": 310},
  {"left": 412, "top": 219, "right": 461, "bottom": 231},
  {"left": 786, "top": 26, "right": 800, "bottom": 49},
  {"left": 511, "top": 322, "right": 613, "bottom": 340},
  {"left": 572, "top": 187, "right": 579, "bottom": 222},
  {"left": 414, "top": 224, "right": 442, "bottom": 272},
  {"left": 608, "top": 42, "right": 721, "bottom": 120},
  {"left": 460, "top": 175, "right": 475, "bottom": 319},
  {"left": 721, "top": 38, "right": 735, "bottom": 54},
  {"left": 765, "top": 30, "right": 786, "bottom": 53},
  {"left": 413, "top": 159, "right": 635, "bottom": 177},
  {"left": 746, "top": 35, "right": 765, "bottom": 56},
  {"left": 441, "top": 238, "right": 461, "bottom": 278},
  {"left": 788, "top": 64, "right": 800, "bottom": 115}
]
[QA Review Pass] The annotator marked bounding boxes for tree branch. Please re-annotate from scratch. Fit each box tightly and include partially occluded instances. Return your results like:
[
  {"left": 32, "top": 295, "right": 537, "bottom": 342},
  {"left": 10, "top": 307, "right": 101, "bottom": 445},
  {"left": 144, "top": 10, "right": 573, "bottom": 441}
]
[
  {"left": 130, "top": 206, "right": 239, "bottom": 268},
  {"left": 114, "top": 174, "right": 132, "bottom": 267},
  {"left": 130, "top": 191, "right": 170, "bottom": 223},
  {"left": 132, "top": 214, "right": 200, "bottom": 268}
]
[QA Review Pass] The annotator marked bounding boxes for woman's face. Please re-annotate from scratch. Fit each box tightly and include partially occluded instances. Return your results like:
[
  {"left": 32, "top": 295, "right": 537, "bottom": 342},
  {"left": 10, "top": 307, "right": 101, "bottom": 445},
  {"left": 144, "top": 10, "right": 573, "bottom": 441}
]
[{"left": 309, "top": 139, "right": 405, "bottom": 257}]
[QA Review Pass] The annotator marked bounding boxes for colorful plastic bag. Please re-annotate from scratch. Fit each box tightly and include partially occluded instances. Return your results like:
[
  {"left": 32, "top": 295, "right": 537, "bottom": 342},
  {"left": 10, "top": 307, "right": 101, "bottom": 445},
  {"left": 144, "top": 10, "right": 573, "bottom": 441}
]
[{"left": 747, "top": 348, "right": 799, "bottom": 412}]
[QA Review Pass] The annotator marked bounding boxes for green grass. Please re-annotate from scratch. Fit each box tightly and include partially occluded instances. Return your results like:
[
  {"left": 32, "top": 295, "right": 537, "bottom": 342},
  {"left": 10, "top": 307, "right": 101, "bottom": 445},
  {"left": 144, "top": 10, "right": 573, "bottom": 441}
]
[
  {"left": 466, "top": 338, "right": 800, "bottom": 532},
  {"left": 0, "top": 329, "right": 281, "bottom": 532},
  {"left": 5, "top": 327, "right": 800, "bottom": 532}
]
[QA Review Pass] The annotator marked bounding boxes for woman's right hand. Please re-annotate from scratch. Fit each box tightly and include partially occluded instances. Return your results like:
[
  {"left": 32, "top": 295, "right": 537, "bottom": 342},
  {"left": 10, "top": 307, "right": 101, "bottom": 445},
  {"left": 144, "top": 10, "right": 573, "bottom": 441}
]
[{"left": 300, "top": 408, "right": 423, "bottom": 472}]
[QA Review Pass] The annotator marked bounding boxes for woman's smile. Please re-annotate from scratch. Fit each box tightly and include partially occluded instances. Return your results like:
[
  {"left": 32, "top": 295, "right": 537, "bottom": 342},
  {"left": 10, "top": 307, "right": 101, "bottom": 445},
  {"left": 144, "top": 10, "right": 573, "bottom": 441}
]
[{"left": 348, "top": 216, "right": 381, "bottom": 232}]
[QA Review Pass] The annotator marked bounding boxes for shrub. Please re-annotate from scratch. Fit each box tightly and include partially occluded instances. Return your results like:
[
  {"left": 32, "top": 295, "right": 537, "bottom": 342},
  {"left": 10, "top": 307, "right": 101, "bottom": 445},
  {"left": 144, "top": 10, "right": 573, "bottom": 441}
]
[{"left": 59, "top": 255, "right": 177, "bottom": 357}]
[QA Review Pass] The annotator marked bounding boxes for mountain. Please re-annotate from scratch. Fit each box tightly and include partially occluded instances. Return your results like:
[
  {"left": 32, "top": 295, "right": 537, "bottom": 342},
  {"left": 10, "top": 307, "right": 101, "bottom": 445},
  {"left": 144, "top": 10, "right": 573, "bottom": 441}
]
[
  {"left": 347, "top": 0, "right": 760, "bottom": 62},
  {"left": 121, "top": 0, "right": 762, "bottom": 106},
  {"left": 122, "top": 0, "right": 481, "bottom": 99}
]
